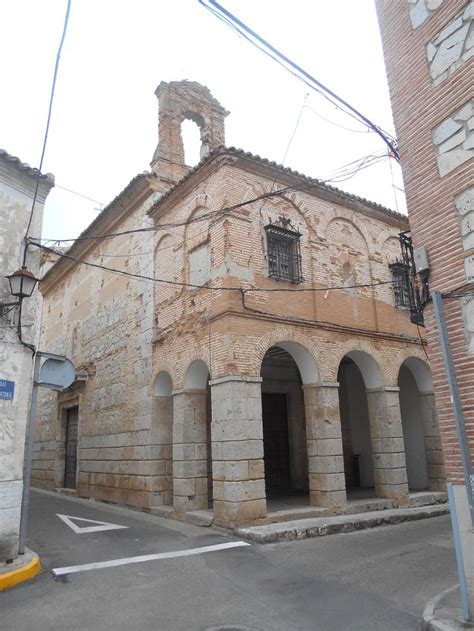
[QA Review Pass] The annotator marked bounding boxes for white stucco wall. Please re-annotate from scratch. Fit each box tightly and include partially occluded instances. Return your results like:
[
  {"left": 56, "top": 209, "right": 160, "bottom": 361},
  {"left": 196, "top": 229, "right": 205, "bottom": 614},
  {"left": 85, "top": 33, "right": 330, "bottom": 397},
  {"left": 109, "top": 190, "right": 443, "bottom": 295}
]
[{"left": 0, "top": 151, "right": 53, "bottom": 560}]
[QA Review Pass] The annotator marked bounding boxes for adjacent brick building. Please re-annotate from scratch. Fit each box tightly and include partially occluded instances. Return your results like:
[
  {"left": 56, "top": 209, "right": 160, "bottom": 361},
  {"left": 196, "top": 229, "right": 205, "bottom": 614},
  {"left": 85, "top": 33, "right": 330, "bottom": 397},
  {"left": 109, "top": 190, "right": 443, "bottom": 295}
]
[
  {"left": 32, "top": 81, "right": 446, "bottom": 529},
  {"left": 375, "top": 0, "right": 473, "bottom": 615}
]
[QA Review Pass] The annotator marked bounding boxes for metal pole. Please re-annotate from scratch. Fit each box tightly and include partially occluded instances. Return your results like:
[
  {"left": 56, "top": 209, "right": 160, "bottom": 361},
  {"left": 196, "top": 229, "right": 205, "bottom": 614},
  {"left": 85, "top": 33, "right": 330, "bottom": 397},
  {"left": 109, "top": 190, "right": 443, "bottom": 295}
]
[
  {"left": 432, "top": 291, "right": 474, "bottom": 526},
  {"left": 18, "top": 352, "right": 41, "bottom": 555},
  {"left": 447, "top": 483, "right": 470, "bottom": 621}
]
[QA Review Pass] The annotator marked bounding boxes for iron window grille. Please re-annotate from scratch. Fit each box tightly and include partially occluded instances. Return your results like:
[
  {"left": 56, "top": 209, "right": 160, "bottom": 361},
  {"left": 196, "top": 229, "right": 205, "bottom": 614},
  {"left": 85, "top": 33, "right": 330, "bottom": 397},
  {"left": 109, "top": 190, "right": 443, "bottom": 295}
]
[
  {"left": 390, "top": 262, "right": 411, "bottom": 308},
  {"left": 264, "top": 223, "right": 303, "bottom": 283}
]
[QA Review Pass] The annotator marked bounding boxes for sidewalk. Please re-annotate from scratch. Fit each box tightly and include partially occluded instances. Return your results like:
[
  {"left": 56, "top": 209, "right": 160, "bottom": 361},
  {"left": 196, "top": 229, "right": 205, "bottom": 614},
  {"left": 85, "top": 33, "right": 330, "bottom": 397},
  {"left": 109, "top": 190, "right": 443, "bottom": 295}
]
[
  {"left": 0, "top": 548, "right": 40, "bottom": 591},
  {"left": 422, "top": 585, "right": 473, "bottom": 630},
  {"left": 235, "top": 504, "right": 449, "bottom": 543}
]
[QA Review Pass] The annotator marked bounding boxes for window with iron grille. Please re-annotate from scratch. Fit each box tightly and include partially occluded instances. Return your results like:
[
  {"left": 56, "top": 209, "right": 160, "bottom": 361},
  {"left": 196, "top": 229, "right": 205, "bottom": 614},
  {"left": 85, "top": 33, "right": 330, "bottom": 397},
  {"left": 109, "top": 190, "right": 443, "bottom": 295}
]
[
  {"left": 264, "top": 224, "right": 303, "bottom": 283},
  {"left": 390, "top": 262, "right": 411, "bottom": 308}
]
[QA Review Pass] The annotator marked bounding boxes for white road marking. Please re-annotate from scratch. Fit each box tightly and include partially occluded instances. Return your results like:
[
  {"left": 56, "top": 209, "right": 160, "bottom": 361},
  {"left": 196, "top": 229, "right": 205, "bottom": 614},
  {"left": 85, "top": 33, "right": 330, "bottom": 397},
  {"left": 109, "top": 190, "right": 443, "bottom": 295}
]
[
  {"left": 52, "top": 541, "right": 250, "bottom": 577},
  {"left": 56, "top": 513, "right": 129, "bottom": 534}
]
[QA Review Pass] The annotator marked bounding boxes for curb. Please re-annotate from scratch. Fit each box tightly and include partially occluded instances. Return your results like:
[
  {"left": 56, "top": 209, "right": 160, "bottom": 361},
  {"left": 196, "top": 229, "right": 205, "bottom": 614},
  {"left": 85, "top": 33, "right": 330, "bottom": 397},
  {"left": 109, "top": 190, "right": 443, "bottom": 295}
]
[
  {"left": 0, "top": 553, "right": 41, "bottom": 591},
  {"left": 235, "top": 505, "right": 449, "bottom": 543}
]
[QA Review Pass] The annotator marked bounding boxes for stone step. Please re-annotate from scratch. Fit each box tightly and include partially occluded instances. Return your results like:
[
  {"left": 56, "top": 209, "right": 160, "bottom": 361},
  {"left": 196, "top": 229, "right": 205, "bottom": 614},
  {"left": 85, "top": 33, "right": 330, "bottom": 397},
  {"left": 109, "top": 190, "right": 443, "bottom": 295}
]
[
  {"left": 184, "top": 510, "right": 214, "bottom": 527},
  {"left": 408, "top": 491, "right": 448, "bottom": 508},
  {"left": 149, "top": 505, "right": 174, "bottom": 519},
  {"left": 235, "top": 504, "right": 450, "bottom": 544}
]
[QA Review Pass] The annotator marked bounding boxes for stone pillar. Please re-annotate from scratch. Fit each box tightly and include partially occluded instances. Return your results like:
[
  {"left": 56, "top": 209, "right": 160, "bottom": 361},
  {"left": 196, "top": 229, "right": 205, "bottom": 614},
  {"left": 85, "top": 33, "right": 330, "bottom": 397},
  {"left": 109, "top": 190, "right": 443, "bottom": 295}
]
[
  {"left": 303, "top": 383, "right": 346, "bottom": 508},
  {"left": 151, "top": 395, "right": 173, "bottom": 506},
  {"left": 210, "top": 376, "right": 266, "bottom": 527},
  {"left": 419, "top": 391, "right": 446, "bottom": 491},
  {"left": 172, "top": 389, "right": 208, "bottom": 515},
  {"left": 366, "top": 387, "right": 409, "bottom": 501}
]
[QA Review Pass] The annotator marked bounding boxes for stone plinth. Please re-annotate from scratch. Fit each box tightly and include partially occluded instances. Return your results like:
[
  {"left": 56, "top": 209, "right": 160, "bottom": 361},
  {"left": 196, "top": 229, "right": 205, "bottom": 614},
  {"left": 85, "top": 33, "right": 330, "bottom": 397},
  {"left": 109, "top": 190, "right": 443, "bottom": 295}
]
[
  {"left": 419, "top": 392, "right": 446, "bottom": 491},
  {"left": 210, "top": 376, "right": 266, "bottom": 527},
  {"left": 172, "top": 389, "right": 208, "bottom": 514},
  {"left": 303, "top": 383, "right": 346, "bottom": 508},
  {"left": 366, "top": 387, "right": 409, "bottom": 501}
]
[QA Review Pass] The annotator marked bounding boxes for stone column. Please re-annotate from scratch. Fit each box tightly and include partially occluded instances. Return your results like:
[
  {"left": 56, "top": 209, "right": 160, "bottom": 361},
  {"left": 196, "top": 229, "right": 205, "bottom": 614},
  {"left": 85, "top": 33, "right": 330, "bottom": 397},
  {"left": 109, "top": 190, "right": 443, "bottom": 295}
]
[
  {"left": 303, "top": 383, "right": 346, "bottom": 508},
  {"left": 210, "top": 376, "right": 266, "bottom": 528},
  {"left": 150, "top": 395, "right": 173, "bottom": 506},
  {"left": 172, "top": 389, "right": 208, "bottom": 515},
  {"left": 366, "top": 387, "right": 409, "bottom": 500},
  {"left": 419, "top": 391, "right": 446, "bottom": 491}
]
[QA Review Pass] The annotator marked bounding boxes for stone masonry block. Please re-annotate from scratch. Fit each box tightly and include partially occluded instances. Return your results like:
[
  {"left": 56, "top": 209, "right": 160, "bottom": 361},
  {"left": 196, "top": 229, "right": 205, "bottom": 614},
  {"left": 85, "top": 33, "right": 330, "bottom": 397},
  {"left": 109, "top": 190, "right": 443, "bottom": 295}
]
[
  {"left": 212, "top": 419, "right": 263, "bottom": 442},
  {"left": 248, "top": 459, "right": 265, "bottom": 480},
  {"left": 224, "top": 460, "right": 249, "bottom": 481},
  {"left": 222, "top": 439, "right": 263, "bottom": 461},
  {"left": 222, "top": 479, "right": 266, "bottom": 502},
  {"left": 173, "top": 478, "right": 196, "bottom": 497}
]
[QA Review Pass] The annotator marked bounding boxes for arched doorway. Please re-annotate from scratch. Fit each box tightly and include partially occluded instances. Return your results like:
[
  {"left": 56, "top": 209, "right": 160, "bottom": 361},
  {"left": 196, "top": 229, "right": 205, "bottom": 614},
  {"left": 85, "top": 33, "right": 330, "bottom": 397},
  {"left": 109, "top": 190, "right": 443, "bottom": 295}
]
[
  {"left": 173, "top": 360, "right": 213, "bottom": 512},
  {"left": 398, "top": 357, "right": 443, "bottom": 492},
  {"left": 260, "top": 343, "right": 312, "bottom": 504},
  {"left": 153, "top": 371, "right": 173, "bottom": 506},
  {"left": 337, "top": 357, "right": 375, "bottom": 496}
]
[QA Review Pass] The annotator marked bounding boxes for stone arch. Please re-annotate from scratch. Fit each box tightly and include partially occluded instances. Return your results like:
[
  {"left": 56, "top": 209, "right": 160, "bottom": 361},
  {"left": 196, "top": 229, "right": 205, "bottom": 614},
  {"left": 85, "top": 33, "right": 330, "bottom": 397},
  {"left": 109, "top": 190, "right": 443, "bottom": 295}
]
[
  {"left": 246, "top": 181, "right": 313, "bottom": 227},
  {"left": 317, "top": 208, "right": 370, "bottom": 249},
  {"left": 381, "top": 235, "right": 402, "bottom": 262},
  {"left": 151, "top": 369, "right": 174, "bottom": 506},
  {"left": 252, "top": 329, "right": 320, "bottom": 384},
  {"left": 329, "top": 340, "right": 387, "bottom": 387},
  {"left": 397, "top": 357, "right": 435, "bottom": 491},
  {"left": 151, "top": 80, "right": 229, "bottom": 173},
  {"left": 184, "top": 359, "right": 210, "bottom": 390},
  {"left": 154, "top": 371, "right": 172, "bottom": 397},
  {"left": 385, "top": 347, "right": 432, "bottom": 387},
  {"left": 345, "top": 350, "right": 384, "bottom": 389},
  {"left": 400, "top": 356, "right": 433, "bottom": 392}
]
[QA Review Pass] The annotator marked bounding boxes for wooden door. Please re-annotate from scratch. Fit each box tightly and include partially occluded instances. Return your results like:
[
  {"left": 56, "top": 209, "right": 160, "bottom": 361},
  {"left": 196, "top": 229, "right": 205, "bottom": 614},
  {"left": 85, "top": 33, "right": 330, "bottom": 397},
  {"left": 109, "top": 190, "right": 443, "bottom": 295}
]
[
  {"left": 64, "top": 406, "right": 78, "bottom": 489},
  {"left": 262, "top": 393, "right": 290, "bottom": 494}
]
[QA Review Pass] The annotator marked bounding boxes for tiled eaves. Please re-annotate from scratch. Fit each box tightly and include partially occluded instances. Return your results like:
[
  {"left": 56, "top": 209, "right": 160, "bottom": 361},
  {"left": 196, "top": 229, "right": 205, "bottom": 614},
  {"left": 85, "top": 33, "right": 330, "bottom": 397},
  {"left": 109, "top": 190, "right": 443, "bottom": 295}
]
[
  {"left": 39, "top": 172, "right": 155, "bottom": 291},
  {"left": 148, "top": 145, "right": 408, "bottom": 227},
  {"left": 0, "top": 148, "right": 55, "bottom": 185}
]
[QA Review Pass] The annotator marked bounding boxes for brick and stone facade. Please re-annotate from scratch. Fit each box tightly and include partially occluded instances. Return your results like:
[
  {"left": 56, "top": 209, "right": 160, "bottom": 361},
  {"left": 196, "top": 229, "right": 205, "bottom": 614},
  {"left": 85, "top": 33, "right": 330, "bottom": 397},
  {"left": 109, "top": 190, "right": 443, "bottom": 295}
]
[
  {"left": 376, "top": 0, "right": 473, "bottom": 615},
  {"left": 32, "top": 81, "right": 445, "bottom": 529}
]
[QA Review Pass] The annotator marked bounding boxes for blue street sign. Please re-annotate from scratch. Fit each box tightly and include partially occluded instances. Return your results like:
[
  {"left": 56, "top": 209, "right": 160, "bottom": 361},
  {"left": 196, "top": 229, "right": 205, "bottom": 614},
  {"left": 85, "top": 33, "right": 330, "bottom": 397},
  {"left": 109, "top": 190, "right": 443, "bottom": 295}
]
[{"left": 0, "top": 380, "right": 15, "bottom": 400}]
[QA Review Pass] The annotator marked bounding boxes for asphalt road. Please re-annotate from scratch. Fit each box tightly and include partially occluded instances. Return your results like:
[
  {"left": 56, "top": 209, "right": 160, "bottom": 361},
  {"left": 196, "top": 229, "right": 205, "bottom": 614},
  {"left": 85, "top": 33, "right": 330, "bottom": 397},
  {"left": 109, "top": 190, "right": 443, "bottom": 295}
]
[{"left": 1, "top": 489, "right": 458, "bottom": 631}]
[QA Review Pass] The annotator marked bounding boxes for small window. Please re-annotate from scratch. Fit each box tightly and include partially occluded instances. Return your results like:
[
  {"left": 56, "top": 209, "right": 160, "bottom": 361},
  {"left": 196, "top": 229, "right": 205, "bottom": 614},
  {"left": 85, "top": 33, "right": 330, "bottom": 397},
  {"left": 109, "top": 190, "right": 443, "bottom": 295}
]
[
  {"left": 264, "top": 223, "right": 303, "bottom": 283},
  {"left": 390, "top": 262, "right": 411, "bottom": 308}
]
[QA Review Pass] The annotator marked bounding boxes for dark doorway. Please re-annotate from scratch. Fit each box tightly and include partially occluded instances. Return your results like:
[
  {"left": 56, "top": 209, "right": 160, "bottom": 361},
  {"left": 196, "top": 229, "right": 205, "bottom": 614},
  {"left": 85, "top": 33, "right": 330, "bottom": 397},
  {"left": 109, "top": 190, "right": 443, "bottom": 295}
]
[
  {"left": 64, "top": 406, "right": 78, "bottom": 489},
  {"left": 262, "top": 393, "right": 291, "bottom": 494},
  {"left": 338, "top": 358, "right": 374, "bottom": 493}
]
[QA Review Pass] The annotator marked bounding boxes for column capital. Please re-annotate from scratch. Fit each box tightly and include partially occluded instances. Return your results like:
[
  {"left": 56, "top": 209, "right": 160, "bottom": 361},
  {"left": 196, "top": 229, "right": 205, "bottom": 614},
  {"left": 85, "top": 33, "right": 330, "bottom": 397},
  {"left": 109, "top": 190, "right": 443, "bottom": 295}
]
[
  {"left": 172, "top": 388, "right": 207, "bottom": 396},
  {"left": 366, "top": 386, "right": 400, "bottom": 394},
  {"left": 209, "top": 375, "right": 262, "bottom": 386},
  {"left": 302, "top": 381, "right": 339, "bottom": 390}
]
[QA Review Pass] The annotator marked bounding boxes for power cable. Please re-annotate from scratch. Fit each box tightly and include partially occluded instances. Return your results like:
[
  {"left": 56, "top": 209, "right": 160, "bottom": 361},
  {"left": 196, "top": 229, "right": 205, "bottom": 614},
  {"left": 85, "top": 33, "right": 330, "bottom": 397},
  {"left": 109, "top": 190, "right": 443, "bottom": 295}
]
[
  {"left": 32, "top": 181, "right": 316, "bottom": 244},
  {"left": 30, "top": 239, "right": 395, "bottom": 294},
  {"left": 199, "top": 0, "right": 399, "bottom": 161},
  {"left": 303, "top": 104, "right": 374, "bottom": 135},
  {"left": 55, "top": 183, "right": 105, "bottom": 208},
  {"left": 23, "top": 0, "right": 72, "bottom": 248}
]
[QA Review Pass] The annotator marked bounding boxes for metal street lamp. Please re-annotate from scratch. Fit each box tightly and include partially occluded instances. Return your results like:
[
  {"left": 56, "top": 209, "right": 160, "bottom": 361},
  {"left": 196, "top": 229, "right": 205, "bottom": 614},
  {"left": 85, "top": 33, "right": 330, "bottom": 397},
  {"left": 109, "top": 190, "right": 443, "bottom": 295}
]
[
  {"left": 1, "top": 267, "right": 39, "bottom": 314},
  {"left": 7, "top": 266, "right": 39, "bottom": 299}
]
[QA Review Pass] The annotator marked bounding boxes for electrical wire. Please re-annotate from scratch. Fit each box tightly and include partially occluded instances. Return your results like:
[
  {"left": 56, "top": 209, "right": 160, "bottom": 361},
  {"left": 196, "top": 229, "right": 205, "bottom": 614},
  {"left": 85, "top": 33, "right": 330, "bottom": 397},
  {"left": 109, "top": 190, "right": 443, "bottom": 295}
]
[
  {"left": 55, "top": 183, "right": 105, "bottom": 208},
  {"left": 32, "top": 180, "right": 316, "bottom": 244},
  {"left": 239, "top": 290, "right": 424, "bottom": 343},
  {"left": 30, "top": 239, "right": 395, "bottom": 294},
  {"left": 199, "top": 0, "right": 399, "bottom": 161},
  {"left": 35, "top": 150, "right": 398, "bottom": 247},
  {"left": 303, "top": 104, "right": 374, "bottom": 135},
  {"left": 23, "top": 0, "right": 72, "bottom": 247}
]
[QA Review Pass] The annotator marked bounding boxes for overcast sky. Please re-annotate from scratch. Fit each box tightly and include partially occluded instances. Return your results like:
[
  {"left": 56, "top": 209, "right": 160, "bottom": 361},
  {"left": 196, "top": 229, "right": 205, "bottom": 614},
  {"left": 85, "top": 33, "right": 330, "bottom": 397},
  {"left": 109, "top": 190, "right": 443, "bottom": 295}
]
[{"left": 0, "top": 0, "right": 405, "bottom": 243}]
